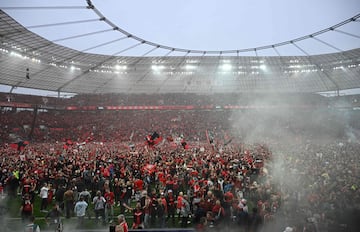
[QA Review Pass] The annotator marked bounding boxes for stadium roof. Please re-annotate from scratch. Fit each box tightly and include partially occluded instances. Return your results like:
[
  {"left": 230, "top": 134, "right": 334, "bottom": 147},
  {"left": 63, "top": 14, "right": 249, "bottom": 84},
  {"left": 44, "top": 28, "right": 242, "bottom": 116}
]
[{"left": 0, "top": 1, "right": 359, "bottom": 94}]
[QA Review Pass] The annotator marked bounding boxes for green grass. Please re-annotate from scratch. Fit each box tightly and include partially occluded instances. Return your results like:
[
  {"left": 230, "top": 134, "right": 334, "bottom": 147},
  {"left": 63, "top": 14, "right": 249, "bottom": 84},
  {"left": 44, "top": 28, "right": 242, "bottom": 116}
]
[{"left": 3, "top": 194, "right": 184, "bottom": 230}]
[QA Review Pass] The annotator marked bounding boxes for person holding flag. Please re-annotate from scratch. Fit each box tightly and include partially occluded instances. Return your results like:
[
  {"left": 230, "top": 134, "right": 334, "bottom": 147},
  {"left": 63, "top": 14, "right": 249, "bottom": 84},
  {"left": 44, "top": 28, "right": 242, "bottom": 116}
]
[{"left": 145, "top": 132, "right": 163, "bottom": 148}]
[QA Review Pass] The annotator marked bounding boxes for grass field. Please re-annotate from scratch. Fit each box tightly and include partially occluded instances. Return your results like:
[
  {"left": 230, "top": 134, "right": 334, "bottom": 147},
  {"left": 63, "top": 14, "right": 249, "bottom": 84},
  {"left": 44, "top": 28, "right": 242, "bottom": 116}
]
[{"left": 1, "top": 193, "right": 186, "bottom": 231}]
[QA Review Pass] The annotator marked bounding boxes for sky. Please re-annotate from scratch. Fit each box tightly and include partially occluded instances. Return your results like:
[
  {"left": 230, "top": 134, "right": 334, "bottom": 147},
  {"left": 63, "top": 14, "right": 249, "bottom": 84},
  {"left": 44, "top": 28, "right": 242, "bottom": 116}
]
[
  {"left": 0, "top": 0, "right": 359, "bottom": 95},
  {"left": 1, "top": 0, "right": 359, "bottom": 56}
]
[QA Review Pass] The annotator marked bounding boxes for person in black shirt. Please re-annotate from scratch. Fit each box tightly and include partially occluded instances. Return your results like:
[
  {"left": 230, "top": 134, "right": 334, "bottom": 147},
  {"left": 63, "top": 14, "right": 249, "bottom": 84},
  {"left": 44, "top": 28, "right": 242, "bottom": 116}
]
[
  {"left": 166, "top": 190, "right": 176, "bottom": 225},
  {"left": 248, "top": 207, "right": 263, "bottom": 232},
  {"left": 55, "top": 185, "right": 66, "bottom": 210},
  {"left": 157, "top": 198, "right": 166, "bottom": 228},
  {"left": 45, "top": 204, "right": 62, "bottom": 231},
  {"left": 149, "top": 190, "right": 158, "bottom": 226},
  {"left": 125, "top": 181, "right": 133, "bottom": 207}
]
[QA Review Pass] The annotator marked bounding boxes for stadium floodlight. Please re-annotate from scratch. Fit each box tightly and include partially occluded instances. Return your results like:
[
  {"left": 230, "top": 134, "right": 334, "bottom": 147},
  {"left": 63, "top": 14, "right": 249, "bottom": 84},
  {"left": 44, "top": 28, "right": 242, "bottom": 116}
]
[
  {"left": 185, "top": 64, "right": 196, "bottom": 70},
  {"left": 115, "top": 65, "right": 127, "bottom": 70},
  {"left": 70, "top": 65, "right": 81, "bottom": 71},
  {"left": 220, "top": 64, "right": 232, "bottom": 71},
  {"left": 10, "top": 51, "right": 23, "bottom": 58},
  {"left": 151, "top": 65, "right": 165, "bottom": 71}
]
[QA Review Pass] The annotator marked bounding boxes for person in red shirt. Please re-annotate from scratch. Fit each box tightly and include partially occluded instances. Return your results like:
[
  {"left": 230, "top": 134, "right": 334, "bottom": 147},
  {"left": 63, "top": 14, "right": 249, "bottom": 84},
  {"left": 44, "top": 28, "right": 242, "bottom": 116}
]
[
  {"left": 176, "top": 191, "right": 184, "bottom": 215},
  {"left": 21, "top": 178, "right": 31, "bottom": 196},
  {"left": 224, "top": 191, "right": 234, "bottom": 203},
  {"left": 204, "top": 191, "right": 215, "bottom": 212},
  {"left": 140, "top": 191, "right": 151, "bottom": 228},
  {"left": 115, "top": 214, "right": 128, "bottom": 232},
  {"left": 104, "top": 188, "right": 115, "bottom": 223},
  {"left": 20, "top": 194, "right": 33, "bottom": 223},
  {"left": 212, "top": 200, "right": 225, "bottom": 224},
  {"left": 134, "top": 178, "right": 144, "bottom": 192},
  {"left": 122, "top": 202, "right": 144, "bottom": 229}
]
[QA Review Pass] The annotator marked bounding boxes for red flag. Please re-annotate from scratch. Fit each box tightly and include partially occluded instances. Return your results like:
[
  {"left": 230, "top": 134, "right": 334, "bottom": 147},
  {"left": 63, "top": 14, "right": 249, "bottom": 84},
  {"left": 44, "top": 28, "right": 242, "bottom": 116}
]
[
  {"left": 63, "top": 138, "right": 73, "bottom": 150},
  {"left": 146, "top": 132, "right": 163, "bottom": 147},
  {"left": 10, "top": 141, "right": 29, "bottom": 151},
  {"left": 181, "top": 139, "right": 189, "bottom": 149},
  {"left": 10, "top": 143, "right": 18, "bottom": 150},
  {"left": 143, "top": 164, "right": 156, "bottom": 174},
  {"left": 153, "top": 136, "right": 163, "bottom": 145}
]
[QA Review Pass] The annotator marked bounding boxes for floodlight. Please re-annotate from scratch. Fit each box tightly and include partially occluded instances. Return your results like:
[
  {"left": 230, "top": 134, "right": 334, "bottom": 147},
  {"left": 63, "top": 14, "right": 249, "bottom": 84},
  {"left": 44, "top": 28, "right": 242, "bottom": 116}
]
[{"left": 220, "top": 64, "right": 232, "bottom": 71}]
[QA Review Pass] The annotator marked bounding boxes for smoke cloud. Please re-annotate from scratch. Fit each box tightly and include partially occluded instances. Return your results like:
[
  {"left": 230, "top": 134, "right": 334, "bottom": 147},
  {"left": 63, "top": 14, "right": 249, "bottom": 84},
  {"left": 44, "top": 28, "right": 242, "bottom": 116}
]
[{"left": 229, "top": 92, "right": 360, "bottom": 231}]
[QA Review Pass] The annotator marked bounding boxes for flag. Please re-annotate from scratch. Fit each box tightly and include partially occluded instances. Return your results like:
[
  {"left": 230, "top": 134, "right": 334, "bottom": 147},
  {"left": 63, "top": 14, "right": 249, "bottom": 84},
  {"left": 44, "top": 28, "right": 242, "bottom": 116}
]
[
  {"left": 224, "top": 138, "right": 233, "bottom": 146},
  {"left": 143, "top": 164, "right": 156, "bottom": 174},
  {"left": 151, "top": 131, "right": 160, "bottom": 140},
  {"left": 10, "top": 140, "right": 29, "bottom": 151},
  {"left": 129, "top": 131, "right": 134, "bottom": 141},
  {"left": 205, "top": 130, "right": 214, "bottom": 144},
  {"left": 146, "top": 131, "right": 163, "bottom": 147},
  {"left": 181, "top": 139, "right": 189, "bottom": 150},
  {"left": 128, "top": 142, "right": 135, "bottom": 151},
  {"left": 223, "top": 130, "right": 233, "bottom": 146},
  {"left": 63, "top": 138, "right": 73, "bottom": 150},
  {"left": 153, "top": 136, "right": 163, "bottom": 145}
]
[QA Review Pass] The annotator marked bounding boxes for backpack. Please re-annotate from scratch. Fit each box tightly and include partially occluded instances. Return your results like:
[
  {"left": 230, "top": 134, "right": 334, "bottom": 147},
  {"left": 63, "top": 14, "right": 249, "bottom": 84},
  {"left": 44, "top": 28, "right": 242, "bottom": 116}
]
[{"left": 23, "top": 200, "right": 32, "bottom": 212}]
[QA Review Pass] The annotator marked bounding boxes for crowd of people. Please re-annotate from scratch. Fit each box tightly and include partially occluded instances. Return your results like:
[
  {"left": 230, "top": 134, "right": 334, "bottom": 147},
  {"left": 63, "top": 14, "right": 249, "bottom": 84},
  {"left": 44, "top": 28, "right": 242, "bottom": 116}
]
[
  {"left": 1, "top": 138, "right": 269, "bottom": 229},
  {"left": 0, "top": 92, "right": 328, "bottom": 108},
  {"left": 0, "top": 92, "right": 359, "bottom": 232},
  {"left": 0, "top": 134, "right": 359, "bottom": 231}
]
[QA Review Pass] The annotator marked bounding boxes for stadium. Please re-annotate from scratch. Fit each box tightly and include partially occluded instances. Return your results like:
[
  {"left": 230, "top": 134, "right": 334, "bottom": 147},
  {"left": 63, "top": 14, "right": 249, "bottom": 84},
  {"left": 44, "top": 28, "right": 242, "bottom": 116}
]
[{"left": 0, "top": 1, "right": 359, "bottom": 232}]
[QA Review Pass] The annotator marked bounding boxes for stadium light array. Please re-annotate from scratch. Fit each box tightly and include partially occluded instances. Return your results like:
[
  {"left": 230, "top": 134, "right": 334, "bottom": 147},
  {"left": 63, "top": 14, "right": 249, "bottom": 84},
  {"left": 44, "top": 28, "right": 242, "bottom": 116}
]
[
  {"left": 114, "top": 65, "right": 127, "bottom": 70},
  {"left": 151, "top": 65, "right": 165, "bottom": 71},
  {"left": 185, "top": 64, "right": 196, "bottom": 70},
  {"left": 259, "top": 64, "right": 266, "bottom": 70},
  {"left": 219, "top": 64, "right": 232, "bottom": 71}
]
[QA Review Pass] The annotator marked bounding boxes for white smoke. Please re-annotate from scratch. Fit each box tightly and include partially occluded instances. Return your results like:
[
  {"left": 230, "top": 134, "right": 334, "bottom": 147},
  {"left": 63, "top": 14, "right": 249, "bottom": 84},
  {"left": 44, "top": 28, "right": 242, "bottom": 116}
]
[{"left": 228, "top": 92, "right": 359, "bottom": 230}]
